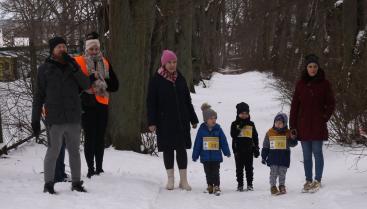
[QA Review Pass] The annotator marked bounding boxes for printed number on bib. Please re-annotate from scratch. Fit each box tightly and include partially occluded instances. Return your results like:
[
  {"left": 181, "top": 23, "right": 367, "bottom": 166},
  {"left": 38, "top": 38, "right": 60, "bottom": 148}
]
[
  {"left": 269, "top": 136, "right": 287, "bottom": 150},
  {"left": 203, "top": 137, "right": 219, "bottom": 150},
  {"left": 239, "top": 126, "right": 253, "bottom": 138}
]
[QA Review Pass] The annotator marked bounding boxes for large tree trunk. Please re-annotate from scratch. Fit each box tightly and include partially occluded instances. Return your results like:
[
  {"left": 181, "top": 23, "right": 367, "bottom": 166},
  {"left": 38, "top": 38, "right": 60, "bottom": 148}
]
[
  {"left": 0, "top": 110, "right": 3, "bottom": 143},
  {"left": 107, "top": 0, "right": 155, "bottom": 151},
  {"left": 176, "top": 0, "right": 194, "bottom": 91}
]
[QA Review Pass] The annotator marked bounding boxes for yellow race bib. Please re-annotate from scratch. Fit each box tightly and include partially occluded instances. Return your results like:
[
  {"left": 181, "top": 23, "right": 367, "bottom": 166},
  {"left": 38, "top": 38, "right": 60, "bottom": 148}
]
[
  {"left": 269, "top": 136, "right": 287, "bottom": 150},
  {"left": 239, "top": 125, "right": 253, "bottom": 138},
  {"left": 203, "top": 137, "right": 219, "bottom": 150}
]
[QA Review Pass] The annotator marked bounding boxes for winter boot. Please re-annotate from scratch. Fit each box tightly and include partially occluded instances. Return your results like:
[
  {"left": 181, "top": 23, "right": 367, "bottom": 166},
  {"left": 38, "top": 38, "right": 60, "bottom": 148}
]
[
  {"left": 271, "top": 186, "right": 280, "bottom": 195},
  {"left": 309, "top": 180, "right": 321, "bottom": 193},
  {"left": 246, "top": 185, "right": 254, "bottom": 191},
  {"left": 43, "top": 182, "right": 56, "bottom": 194},
  {"left": 96, "top": 168, "right": 104, "bottom": 175},
  {"left": 178, "top": 169, "right": 192, "bottom": 191},
  {"left": 302, "top": 181, "right": 313, "bottom": 193},
  {"left": 237, "top": 185, "right": 244, "bottom": 192},
  {"left": 87, "top": 169, "right": 95, "bottom": 178},
  {"left": 207, "top": 184, "right": 214, "bottom": 194},
  {"left": 279, "top": 185, "right": 287, "bottom": 194},
  {"left": 213, "top": 186, "right": 221, "bottom": 196},
  {"left": 71, "top": 181, "right": 87, "bottom": 192},
  {"left": 165, "top": 169, "right": 174, "bottom": 190}
]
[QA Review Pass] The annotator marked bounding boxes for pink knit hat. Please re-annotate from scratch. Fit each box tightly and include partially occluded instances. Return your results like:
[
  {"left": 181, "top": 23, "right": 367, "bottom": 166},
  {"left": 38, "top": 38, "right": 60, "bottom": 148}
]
[{"left": 161, "top": 50, "right": 177, "bottom": 66}]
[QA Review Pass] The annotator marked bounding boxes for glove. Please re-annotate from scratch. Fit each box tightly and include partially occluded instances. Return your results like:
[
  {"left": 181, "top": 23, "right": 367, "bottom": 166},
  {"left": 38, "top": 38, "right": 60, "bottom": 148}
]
[
  {"left": 31, "top": 122, "right": 41, "bottom": 138},
  {"left": 62, "top": 53, "right": 80, "bottom": 72},
  {"left": 253, "top": 146, "right": 260, "bottom": 158},
  {"left": 261, "top": 159, "right": 266, "bottom": 165}
]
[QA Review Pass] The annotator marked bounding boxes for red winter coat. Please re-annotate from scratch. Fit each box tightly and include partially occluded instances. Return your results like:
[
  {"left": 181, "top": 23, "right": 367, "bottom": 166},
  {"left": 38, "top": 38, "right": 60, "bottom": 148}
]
[{"left": 289, "top": 70, "right": 335, "bottom": 141}]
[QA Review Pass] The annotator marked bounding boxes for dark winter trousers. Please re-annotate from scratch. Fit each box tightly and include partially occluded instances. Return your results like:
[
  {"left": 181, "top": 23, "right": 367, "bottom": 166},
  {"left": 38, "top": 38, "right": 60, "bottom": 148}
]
[
  {"left": 163, "top": 148, "right": 188, "bottom": 169},
  {"left": 203, "top": 161, "right": 220, "bottom": 186},
  {"left": 235, "top": 152, "right": 254, "bottom": 187},
  {"left": 82, "top": 103, "right": 108, "bottom": 172}
]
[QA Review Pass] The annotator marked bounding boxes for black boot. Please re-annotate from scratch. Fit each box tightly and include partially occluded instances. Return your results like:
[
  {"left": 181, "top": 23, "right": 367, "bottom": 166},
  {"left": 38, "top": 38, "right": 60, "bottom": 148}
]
[
  {"left": 87, "top": 169, "right": 95, "bottom": 178},
  {"left": 43, "top": 182, "right": 56, "bottom": 194},
  {"left": 71, "top": 181, "right": 87, "bottom": 192},
  {"left": 96, "top": 168, "right": 104, "bottom": 175}
]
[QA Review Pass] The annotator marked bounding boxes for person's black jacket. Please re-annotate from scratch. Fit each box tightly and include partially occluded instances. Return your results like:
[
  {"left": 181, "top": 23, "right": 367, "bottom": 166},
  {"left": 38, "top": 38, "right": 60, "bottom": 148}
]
[
  {"left": 147, "top": 70, "right": 199, "bottom": 152},
  {"left": 32, "top": 57, "right": 90, "bottom": 125},
  {"left": 230, "top": 117, "right": 259, "bottom": 154}
]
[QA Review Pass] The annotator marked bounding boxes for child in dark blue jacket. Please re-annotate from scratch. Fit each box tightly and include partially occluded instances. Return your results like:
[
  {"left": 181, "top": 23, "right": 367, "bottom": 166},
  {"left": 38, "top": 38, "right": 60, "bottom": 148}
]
[
  {"left": 261, "top": 113, "right": 297, "bottom": 195},
  {"left": 192, "top": 103, "right": 231, "bottom": 196}
]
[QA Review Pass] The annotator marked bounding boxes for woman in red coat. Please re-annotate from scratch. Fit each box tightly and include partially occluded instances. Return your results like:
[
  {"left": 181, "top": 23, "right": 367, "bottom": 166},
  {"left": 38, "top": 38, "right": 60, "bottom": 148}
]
[{"left": 289, "top": 54, "right": 335, "bottom": 193}]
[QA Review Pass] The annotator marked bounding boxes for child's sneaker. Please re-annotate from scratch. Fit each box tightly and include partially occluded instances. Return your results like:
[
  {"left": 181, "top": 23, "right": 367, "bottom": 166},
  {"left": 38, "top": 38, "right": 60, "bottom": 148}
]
[
  {"left": 308, "top": 180, "right": 321, "bottom": 193},
  {"left": 278, "top": 185, "right": 286, "bottom": 194},
  {"left": 206, "top": 184, "right": 214, "bottom": 194},
  {"left": 302, "top": 181, "right": 313, "bottom": 193},
  {"left": 213, "top": 186, "right": 221, "bottom": 196},
  {"left": 237, "top": 185, "right": 244, "bottom": 192},
  {"left": 246, "top": 185, "right": 254, "bottom": 191},
  {"left": 271, "top": 186, "right": 280, "bottom": 195}
]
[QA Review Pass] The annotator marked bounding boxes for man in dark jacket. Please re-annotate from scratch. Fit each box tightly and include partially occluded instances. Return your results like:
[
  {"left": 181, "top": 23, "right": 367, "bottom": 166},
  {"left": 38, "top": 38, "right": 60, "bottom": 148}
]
[{"left": 31, "top": 37, "right": 90, "bottom": 194}]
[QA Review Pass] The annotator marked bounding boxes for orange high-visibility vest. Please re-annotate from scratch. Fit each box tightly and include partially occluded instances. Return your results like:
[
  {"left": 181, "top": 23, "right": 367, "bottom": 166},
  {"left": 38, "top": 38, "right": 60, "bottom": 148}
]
[{"left": 74, "top": 55, "right": 110, "bottom": 105}]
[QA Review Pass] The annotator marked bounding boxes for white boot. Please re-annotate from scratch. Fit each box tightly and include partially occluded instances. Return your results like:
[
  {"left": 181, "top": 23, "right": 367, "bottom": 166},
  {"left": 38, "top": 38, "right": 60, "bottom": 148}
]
[
  {"left": 178, "top": 169, "right": 192, "bottom": 191},
  {"left": 166, "top": 169, "right": 174, "bottom": 190}
]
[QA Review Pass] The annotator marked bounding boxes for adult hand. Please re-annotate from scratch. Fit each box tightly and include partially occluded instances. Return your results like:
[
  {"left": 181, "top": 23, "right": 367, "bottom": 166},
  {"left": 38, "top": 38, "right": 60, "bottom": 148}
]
[
  {"left": 62, "top": 53, "right": 79, "bottom": 71},
  {"left": 31, "top": 122, "right": 41, "bottom": 138},
  {"left": 148, "top": 125, "right": 156, "bottom": 132},
  {"left": 261, "top": 159, "right": 267, "bottom": 165},
  {"left": 192, "top": 123, "right": 198, "bottom": 129}
]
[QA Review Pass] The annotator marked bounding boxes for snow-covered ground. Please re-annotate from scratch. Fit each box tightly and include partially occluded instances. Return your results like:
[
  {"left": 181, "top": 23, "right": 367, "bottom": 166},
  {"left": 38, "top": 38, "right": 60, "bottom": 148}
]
[{"left": 1, "top": 71, "right": 366, "bottom": 209}]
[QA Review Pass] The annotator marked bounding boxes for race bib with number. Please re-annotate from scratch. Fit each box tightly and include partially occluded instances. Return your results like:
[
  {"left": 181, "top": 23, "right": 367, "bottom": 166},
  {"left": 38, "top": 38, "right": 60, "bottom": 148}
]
[
  {"left": 269, "top": 136, "right": 287, "bottom": 150},
  {"left": 239, "top": 125, "right": 253, "bottom": 138},
  {"left": 203, "top": 137, "right": 219, "bottom": 150}
]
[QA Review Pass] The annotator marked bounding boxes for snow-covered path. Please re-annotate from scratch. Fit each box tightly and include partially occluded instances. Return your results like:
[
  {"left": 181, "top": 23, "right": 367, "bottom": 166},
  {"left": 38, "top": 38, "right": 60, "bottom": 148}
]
[{"left": 1, "top": 72, "right": 366, "bottom": 209}]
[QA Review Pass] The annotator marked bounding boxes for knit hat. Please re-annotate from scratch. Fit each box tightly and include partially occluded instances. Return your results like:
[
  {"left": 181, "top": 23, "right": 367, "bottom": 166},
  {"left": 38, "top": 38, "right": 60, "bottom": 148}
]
[
  {"left": 201, "top": 103, "right": 217, "bottom": 122},
  {"left": 236, "top": 102, "right": 249, "bottom": 115},
  {"left": 49, "top": 36, "right": 66, "bottom": 54},
  {"left": 273, "top": 112, "right": 288, "bottom": 128},
  {"left": 86, "top": 31, "right": 99, "bottom": 40},
  {"left": 161, "top": 50, "right": 177, "bottom": 66},
  {"left": 305, "top": 54, "right": 319, "bottom": 67}
]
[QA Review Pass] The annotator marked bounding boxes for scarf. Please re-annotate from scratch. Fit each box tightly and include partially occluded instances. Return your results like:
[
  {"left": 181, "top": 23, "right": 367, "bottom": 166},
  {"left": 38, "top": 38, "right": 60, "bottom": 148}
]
[
  {"left": 84, "top": 53, "right": 109, "bottom": 98},
  {"left": 157, "top": 67, "right": 178, "bottom": 83}
]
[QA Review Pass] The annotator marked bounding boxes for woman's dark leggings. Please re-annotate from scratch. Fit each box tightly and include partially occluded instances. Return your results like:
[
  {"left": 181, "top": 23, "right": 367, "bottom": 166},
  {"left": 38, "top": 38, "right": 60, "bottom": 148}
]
[{"left": 163, "top": 148, "right": 188, "bottom": 169}]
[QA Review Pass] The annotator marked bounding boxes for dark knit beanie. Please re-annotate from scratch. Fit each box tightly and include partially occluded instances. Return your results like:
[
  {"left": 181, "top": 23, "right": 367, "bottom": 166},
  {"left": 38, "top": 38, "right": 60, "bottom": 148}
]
[
  {"left": 305, "top": 54, "right": 319, "bottom": 67},
  {"left": 201, "top": 103, "right": 217, "bottom": 122},
  {"left": 49, "top": 36, "right": 66, "bottom": 54},
  {"left": 86, "top": 31, "right": 99, "bottom": 40},
  {"left": 236, "top": 102, "right": 249, "bottom": 115}
]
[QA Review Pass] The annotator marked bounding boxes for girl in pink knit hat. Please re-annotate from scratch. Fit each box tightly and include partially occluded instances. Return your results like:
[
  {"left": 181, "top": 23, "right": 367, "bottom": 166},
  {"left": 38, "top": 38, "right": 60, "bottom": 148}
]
[{"left": 147, "top": 49, "right": 199, "bottom": 191}]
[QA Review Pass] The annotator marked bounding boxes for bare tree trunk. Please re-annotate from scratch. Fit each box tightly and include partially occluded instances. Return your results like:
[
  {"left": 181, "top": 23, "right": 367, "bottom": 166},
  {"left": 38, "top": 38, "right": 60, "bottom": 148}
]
[
  {"left": 107, "top": 0, "right": 155, "bottom": 151},
  {"left": 177, "top": 0, "right": 194, "bottom": 91},
  {"left": 0, "top": 110, "right": 3, "bottom": 143}
]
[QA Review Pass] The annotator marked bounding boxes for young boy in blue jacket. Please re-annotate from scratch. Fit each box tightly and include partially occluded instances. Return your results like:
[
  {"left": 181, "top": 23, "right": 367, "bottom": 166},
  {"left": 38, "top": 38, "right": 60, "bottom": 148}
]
[
  {"left": 261, "top": 113, "right": 297, "bottom": 195},
  {"left": 192, "top": 103, "right": 231, "bottom": 196}
]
